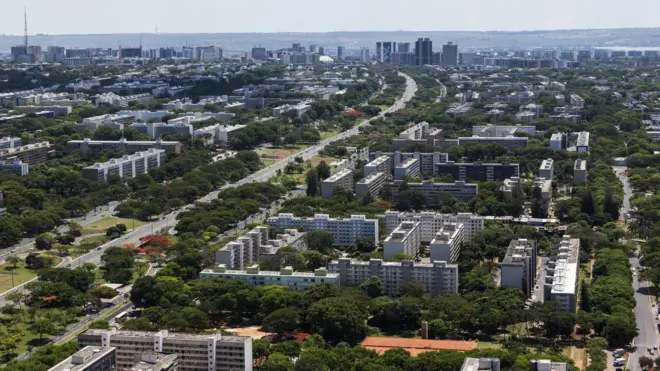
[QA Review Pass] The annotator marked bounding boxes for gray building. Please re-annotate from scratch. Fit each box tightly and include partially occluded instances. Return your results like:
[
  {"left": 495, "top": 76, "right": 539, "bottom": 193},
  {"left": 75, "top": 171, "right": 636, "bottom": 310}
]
[
  {"left": 394, "top": 158, "right": 421, "bottom": 180},
  {"left": 442, "top": 42, "right": 458, "bottom": 66},
  {"left": 458, "top": 136, "right": 528, "bottom": 151},
  {"left": 530, "top": 360, "right": 568, "bottom": 371},
  {"left": 544, "top": 236, "right": 580, "bottom": 312},
  {"left": 383, "top": 221, "right": 421, "bottom": 260},
  {"left": 364, "top": 155, "right": 392, "bottom": 176},
  {"left": 574, "top": 159, "right": 588, "bottom": 184},
  {"left": 539, "top": 158, "right": 554, "bottom": 180},
  {"left": 201, "top": 264, "right": 339, "bottom": 292},
  {"left": 435, "top": 161, "right": 519, "bottom": 182},
  {"left": 68, "top": 138, "right": 181, "bottom": 154},
  {"left": 500, "top": 239, "right": 538, "bottom": 297},
  {"left": 356, "top": 172, "right": 387, "bottom": 198},
  {"left": 0, "top": 160, "right": 29, "bottom": 176},
  {"left": 267, "top": 213, "right": 379, "bottom": 245},
  {"left": 321, "top": 168, "right": 353, "bottom": 198},
  {"left": 415, "top": 38, "right": 433, "bottom": 66},
  {"left": 48, "top": 346, "right": 116, "bottom": 371},
  {"left": 388, "top": 180, "right": 479, "bottom": 201},
  {"left": 130, "top": 353, "right": 178, "bottom": 371},
  {"left": 369, "top": 151, "right": 449, "bottom": 175},
  {"left": 329, "top": 258, "right": 459, "bottom": 295},
  {"left": 82, "top": 148, "right": 166, "bottom": 182},
  {"left": 376, "top": 41, "right": 397, "bottom": 63},
  {"left": 429, "top": 223, "right": 465, "bottom": 263},
  {"left": 77, "top": 329, "right": 252, "bottom": 371},
  {"left": 0, "top": 136, "right": 21, "bottom": 150},
  {"left": 461, "top": 358, "right": 501, "bottom": 371}
]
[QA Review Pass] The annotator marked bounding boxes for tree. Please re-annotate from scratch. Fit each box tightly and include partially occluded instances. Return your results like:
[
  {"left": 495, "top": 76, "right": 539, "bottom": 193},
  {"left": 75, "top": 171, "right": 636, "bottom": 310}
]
[
  {"left": 603, "top": 187, "right": 620, "bottom": 221},
  {"left": 131, "top": 276, "right": 160, "bottom": 307},
  {"left": 640, "top": 356, "right": 654, "bottom": 370},
  {"left": 56, "top": 234, "right": 75, "bottom": 245},
  {"left": 399, "top": 281, "right": 425, "bottom": 297},
  {"left": 5, "top": 256, "right": 20, "bottom": 269},
  {"left": 305, "top": 297, "right": 367, "bottom": 345},
  {"left": 25, "top": 253, "right": 53, "bottom": 270},
  {"left": 180, "top": 306, "right": 209, "bottom": 330},
  {"left": 355, "top": 237, "right": 376, "bottom": 253},
  {"left": 35, "top": 233, "right": 54, "bottom": 250},
  {"left": 253, "top": 338, "right": 271, "bottom": 366},
  {"left": 0, "top": 216, "right": 23, "bottom": 248},
  {"left": 262, "top": 308, "right": 300, "bottom": 335},
  {"left": 270, "top": 341, "right": 300, "bottom": 358},
  {"left": 360, "top": 276, "right": 384, "bottom": 298},
  {"left": 316, "top": 161, "right": 331, "bottom": 180},
  {"left": 391, "top": 253, "right": 413, "bottom": 262},
  {"left": 89, "top": 319, "right": 110, "bottom": 329},
  {"left": 428, "top": 318, "right": 450, "bottom": 339},
  {"left": 581, "top": 189, "right": 596, "bottom": 215},
  {"left": 262, "top": 352, "right": 293, "bottom": 371},
  {"left": 29, "top": 318, "right": 56, "bottom": 340},
  {"left": 305, "top": 169, "right": 319, "bottom": 197},
  {"left": 305, "top": 231, "right": 334, "bottom": 254}
]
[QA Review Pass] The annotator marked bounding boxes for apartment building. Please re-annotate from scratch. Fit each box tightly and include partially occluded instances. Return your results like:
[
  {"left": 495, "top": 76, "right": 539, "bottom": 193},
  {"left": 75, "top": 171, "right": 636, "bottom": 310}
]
[
  {"left": 77, "top": 329, "right": 252, "bottom": 371},
  {"left": 530, "top": 360, "right": 568, "bottom": 371},
  {"left": 82, "top": 148, "right": 166, "bottom": 182},
  {"left": 0, "top": 142, "right": 54, "bottom": 165},
  {"left": 364, "top": 155, "right": 392, "bottom": 176},
  {"left": 48, "top": 346, "right": 116, "bottom": 371},
  {"left": 394, "top": 158, "right": 421, "bottom": 180},
  {"left": 68, "top": 138, "right": 181, "bottom": 154},
  {"left": 573, "top": 131, "right": 590, "bottom": 153},
  {"left": 272, "top": 102, "right": 311, "bottom": 117},
  {"left": 429, "top": 223, "right": 465, "bottom": 263},
  {"left": 0, "top": 160, "right": 29, "bottom": 176},
  {"left": 570, "top": 94, "right": 585, "bottom": 107},
  {"left": 500, "top": 239, "right": 538, "bottom": 297},
  {"left": 435, "top": 161, "right": 519, "bottom": 182},
  {"left": 329, "top": 258, "right": 459, "bottom": 295},
  {"left": 387, "top": 180, "right": 478, "bottom": 201},
  {"left": 214, "top": 226, "right": 269, "bottom": 269},
  {"left": 544, "top": 236, "right": 580, "bottom": 312},
  {"left": 356, "top": 172, "right": 387, "bottom": 198},
  {"left": 383, "top": 221, "right": 421, "bottom": 260},
  {"left": 0, "top": 136, "right": 21, "bottom": 150},
  {"left": 200, "top": 264, "right": 339, "bottom": 292},
  {"left": 574, "top": 159, "right": 588, "bottom": 184},
  {"left": 461, "top": 358, "right": 501, "bottom": 371},
  {"left": 321, "top": 168, "right": 354, "bottom": 198},
  {"left": 368, "top": 151, "right": 449, "bottom": 175},
  {"left": 539, "top": 158, "right": 554, "bottom": 180},
  {"left": 550, "top": 133, "right": 565, "bottom": 150},
  {"left": 550, "top": 113, "right": 581, "bottom": 124},
  {"left": 130, "top": 353, "right": 178, "bottom": 371},
  {"left": 399, "top": 122, "right": 429, "bottom": 140},
  {"left": 472, "top": 124, "right": 536, "bottom": 137},
  {"left": 131, "top": 122, "right": 194, "bottom": 139},
  {"left": 382, "top": 211, "right": 484, "bottom": 243},
  {"left": 267, "top": 213, "right": 379, "bottom": 245},
  {"left": 458, "top": 136, "right": 528, "bottom": 151}
]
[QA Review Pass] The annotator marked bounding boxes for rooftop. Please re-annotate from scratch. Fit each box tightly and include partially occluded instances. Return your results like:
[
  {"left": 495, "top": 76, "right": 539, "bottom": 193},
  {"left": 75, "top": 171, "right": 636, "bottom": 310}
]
[
  {"left": 549, "top": 236, "right": 580, "bottom": 295},
  {"left": 48, "top": 346, "right": 116, "bottom": 371},
  {"left": 575, "top": 159, "right": 587, "bottom": 170},
  {"left": 502, "top": 239, "right": 536, "bottom": 265},
  {"left": 82, "top": 329, "right": 249, "bottom": 343},
  {"left": 358, "top": 172, "right": 385, "bottom": 185},
  {"left": 323, "top": 168, "right": 352, "bottom": 183}
]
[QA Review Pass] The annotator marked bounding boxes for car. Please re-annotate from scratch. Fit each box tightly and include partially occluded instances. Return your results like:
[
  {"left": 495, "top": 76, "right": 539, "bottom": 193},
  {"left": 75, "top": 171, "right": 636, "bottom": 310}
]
[
  {"left": 96, "top": 247, "right": 102, "bottom": 250},
  {"left": 66, "top": 263, "right": 71, "bottom": 267}
]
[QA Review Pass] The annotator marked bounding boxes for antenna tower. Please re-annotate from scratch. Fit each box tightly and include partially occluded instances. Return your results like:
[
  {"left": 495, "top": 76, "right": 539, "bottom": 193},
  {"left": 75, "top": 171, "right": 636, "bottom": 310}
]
[{"left": 23, "top": 7, "right": 28, "bottom": 51}]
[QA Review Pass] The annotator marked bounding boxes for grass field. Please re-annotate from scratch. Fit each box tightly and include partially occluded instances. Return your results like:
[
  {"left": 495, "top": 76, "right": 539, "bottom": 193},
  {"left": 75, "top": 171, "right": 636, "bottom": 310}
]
[
  {"left": 320, "top": 130, "right": 339, "bottom": 140},
  {"left": 477, "top": 341, "right": 503, "bottom": 349},
  {"left": 0, "top": 261, "right": 39, "bottom": 293},
  {"left": 82, "top": 217, "right": 147, "bottom": 235}
]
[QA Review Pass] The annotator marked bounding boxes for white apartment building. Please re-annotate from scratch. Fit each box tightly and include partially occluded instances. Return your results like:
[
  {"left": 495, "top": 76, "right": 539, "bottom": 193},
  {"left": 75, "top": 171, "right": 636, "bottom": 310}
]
[
  {"left": 550, "top": 133, "right": 564, "bottom": 150},
  {"left": 382, "top": 211, "right": 484, "bottom": 243},
  {"left": 461, "top": 358, "right": 501, "bottom": 371},
  {"left": 0, "top": 160, "right": 29, "bottom": 176},
  {"left": 574, "top": 159, "right": 588, "bottom": 184},
  {"left": 364, "top": 156, "right": 392, "bottom": 176},
  {"left": 394, "top": 158, "right": 421, "bottom": 180},
  {"left": 387, "top": 180, "right": 478, "bottom": 201},
  {"left": 368, "top": 152, "right": 449, "bottom": 175},
  {"left": 328, "top": 258, "right": 459, "bottom": 295},
  {"left": 570, "top": 94, "right": 585, "bottom": 107},
  {"left": 429, "top": 223, "right": 465, "bottom": 263},
  {"left": 272, "top": 102, "right": 312, "bottom": 117},
  {"left": 77, "top": 329, "right": 252, "bottom": 371},
  {"left": 544, "top": 236, "right": 580, "bottom": 312},
  {"left": 472, "top": 124, "right": 536, "bottom": 137},
  {"left": 194, "top": 124, "right": 246, "bottom": 146},
  {"left": 0, "top": 137, "right": 21, "bottom": 150},
  {"left": 214, "top": 226, "right": 269, "bottom": 269},
  {"left": 383, "top": 221, "right": 421, "bottom": 260},
  {"left": 399, "top": 122, "right": 430, "bottom": 140},
  {"left": 201, "top": 264, "right": 339, "bottom": 292},
  {"left": 458, "top": 136, "right": 528, "bottom": 151},
  {"left": 95, "top": 92, "right": 152, "bottom": 107},
  {"left": 539, "top": 158, "right": 554, "bottom": 180},
  {"left": 574, "top": 131, "right": 590, "bottom": 153},
  {"left": 321, "top": 168, "right": 354, "bottom": 199},
  {"left": 82, "top": 148, "right": 166, "bottom": 182},
  {"left": 356, "top": 172, "right": 387, "bottom": 198},
  {"left": 267, "top": 213, "right": 379, "bottom": 245},
  {"left": 550, "top": 113, "right": 581, "bottom": 124},
  {"left": 501, "top": 239, "right": 538, "bottom": 297},
  {"left": 68, "top": 138, "right": 181, "bottom": 154}
]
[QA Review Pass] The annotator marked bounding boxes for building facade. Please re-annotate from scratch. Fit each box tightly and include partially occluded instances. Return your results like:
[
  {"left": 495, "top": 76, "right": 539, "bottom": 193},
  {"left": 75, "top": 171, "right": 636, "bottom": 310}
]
[
  {"left": 383, "top": 221, "right": 421, "bottom": 260},
  {"left": 382, "top": 211, "right": 485, "bottom": 243},
  {"left": 435, "top": 162, "right": 520, "bottom": 182},
  {"left": 574, "top": 159, "right": 588, "bottom": 184},
  {"left": 429, "top": 223, "right": 465, "bottom": 263},
  {"left": 321, "top": 168, "right": 354, "bottom": 198},
  {"left": 458, "top": 136, "right": 529, "bottom": 151},
  {"left": 539, "top": 158, "right": 554, "bottom": 180},
  {"left": 394, "top": 158, "right": 421, "bottom": 180},
  {"left": 48, "top": 346, "right": 116, "bottom": 371},
  {"left": 201, "top": 264, "right": 339, "bottom": 292},
  {"left": 387, "top": 180, "right": 479, "bottom": 202},
  {"left": 0, "top": 142, "right": 54, "bottom": 165},
  {"left": 544, "top": 236, "right": 580, "bottom": 312},
  {"left": 369, "top": 152, "right": 449, "bottom": 175},
  {"left": 82, "top": 148, "right": 166, "bottom": 182},
  {"left": 68, "top": 138, "right": 181, "bottom": 154},
  {"left": 442, "top": 42, "right": 458, "bottom": 66},
  {"left": 356, "top": 172, "right": 387, "bottom": 198},
  {"left": 500, "top": 239, "right": 538, "bottom": 297},
  {"left": 0, "top": 160, "right": 29, "bottom": 176},
  {"left": 364, "top": 156, "right": 392, "bottom": 176},
  {"left": 267, "top": 213, "right": 379, "bottom": 245}
]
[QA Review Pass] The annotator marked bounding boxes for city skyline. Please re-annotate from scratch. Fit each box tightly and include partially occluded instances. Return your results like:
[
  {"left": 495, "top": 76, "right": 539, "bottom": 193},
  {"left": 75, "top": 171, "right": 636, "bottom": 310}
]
[{"left": 3, "top": 0, "right": 660, "bottom": 35}]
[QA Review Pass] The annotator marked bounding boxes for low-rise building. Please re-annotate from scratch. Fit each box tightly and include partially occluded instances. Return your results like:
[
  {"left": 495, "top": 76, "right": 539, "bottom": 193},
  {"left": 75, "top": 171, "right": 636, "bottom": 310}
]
[
  {"left": 387, "top": 180, "right": 478, "bottom": 201},
  {"left": 550, "top": 113, "right": 581, "bottom": 124},
  {"left": 267, "top": 213, "right": 379, "bottom": 245},
  {"left": 458, "top": 136, "right": 528, "bottom": 151},
  {"left": 321, "top": 168, "right": 353, "bottom": 198},
  {"left": 0, "top": 141, "right": 54, "bottom": 165},
  {"left": 214, "top": 226, "right": 269, "bottom": 269},
  {"left": 574, "top": 159, "right": 588, "bottom": 184},
  {"left": 77, "top": 329, "right": 252, "bottom": 371},
  {"left": 82, "top": 148, "right": 166, "bottom": 182},
  {"left": 356, "top": 172, "right": 387, "bottom": 198},
  {"left": 383, "top": 221, "right": 421, "bottom": 260},
  {"left": 570, "top": 94, "right": 585, "bottom": 107},
  {"left": 0, "top": 160, "right": 29, "bottom": 176},
  {"left": 544, "top": 236, "right": 580, "bottom": 312},
  {"left": 272, "top": 101, "right": 312, "bottom": 117},
  {"left": 461, "top": 358, "right": 501, "bottom": 371},
  {"left": 435, "top": 161, "right": 519, "bottom": 182},
  {"left": 382, "top": 211, "right": 484, "bottom": 242},
  {"left": 500, "top": 239, "right": 537, "bottom": 297},
  {"left": 47, "top": 346, "right": 116, "bottom": 371},
  {"left": 329, "top": 258, "right": 459, "bottom": 295},
  {"left": 399, "top": 122, "right": 429, "bottom": 140},
  {"left": 68, "top": 138, "right": 181, "bottom": 154},
  {"left": 550, "top": 133, "right": 565, "bottom": 150},
  {"left": 201, "top": 264, "right": 339, "bottom": 292},
  {"left": 573, "top": 131, "right": 590, "bottom": 153},
  {"left": 394, "top": 158, "right": 421, "bottom": 180},
  {"left": 539, "top": 158, "right": 554, "bottom": 180},
  {"left": 429, "top": 223, "right": 465, "bottom": 263},
  {"left": 472, "top": 124, "right": 536, "bottom": 137}
]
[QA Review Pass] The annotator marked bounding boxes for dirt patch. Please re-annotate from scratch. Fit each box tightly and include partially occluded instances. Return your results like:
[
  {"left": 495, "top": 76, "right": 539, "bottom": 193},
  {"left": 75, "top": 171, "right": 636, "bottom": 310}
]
[{"left": 225, "top": 326, "right": 273, "bottom": 339}]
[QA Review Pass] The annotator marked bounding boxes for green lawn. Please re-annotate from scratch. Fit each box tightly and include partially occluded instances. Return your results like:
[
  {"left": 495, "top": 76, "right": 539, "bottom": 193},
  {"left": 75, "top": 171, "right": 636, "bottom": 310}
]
[
  {"left": 82, "top": 217, "right": 146, "bottom": 235},
  {"left": 320, "top": 130, "right": 339, "bottom": 140},
  {"left": 477, "top": 341, "right": 503, "bottom": 349},
  {"left": 0, "top": 261, "right": 39, "bottom": 293}
]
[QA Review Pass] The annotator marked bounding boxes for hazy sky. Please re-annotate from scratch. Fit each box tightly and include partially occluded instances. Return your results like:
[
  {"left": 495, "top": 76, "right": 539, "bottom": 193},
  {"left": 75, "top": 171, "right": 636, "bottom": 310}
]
[{"left": 3, "top": 0, "right": 660, "bottom": 35}]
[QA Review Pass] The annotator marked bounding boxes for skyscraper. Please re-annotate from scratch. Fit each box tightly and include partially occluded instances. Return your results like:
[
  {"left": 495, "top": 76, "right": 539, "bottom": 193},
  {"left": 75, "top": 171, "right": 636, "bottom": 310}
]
[
  {"left": 360, "top": 48, "right": 370, "bottom": 63},
  {"left": 252, "top": 47, "right": 267, "bottom": 61},
  {"left": 415, "top": 38, "right": 433, "bottom": 66},
  {"left": 318, "top": 47, "right": 324, "bottom": 55},
  {"left": 398, "top": 42, "right": 411, "bottom": 53},
  {"left": 442, "top": 42, "right": 458, "bottom": 66},
  {"left": 337, "top": 46, "right": 345, "bottom": 60},
  {"left": 376, "top": 41, "right": 396, "bottom": 63}
]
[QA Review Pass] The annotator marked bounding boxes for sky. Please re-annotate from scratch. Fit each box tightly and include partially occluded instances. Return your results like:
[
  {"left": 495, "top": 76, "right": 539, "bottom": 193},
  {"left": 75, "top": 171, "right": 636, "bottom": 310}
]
[{"left": 2, "top": 0, "right": 660, "bottom": 35}]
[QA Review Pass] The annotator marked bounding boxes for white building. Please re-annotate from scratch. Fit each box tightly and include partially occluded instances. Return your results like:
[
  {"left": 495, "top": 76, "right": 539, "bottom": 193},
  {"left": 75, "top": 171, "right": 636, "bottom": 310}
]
[
  {"left": 574, "top": 159, "right": 588, "bottom": 184},
  {"left": 550, "top": 133, "right": 564, "bottom": 150},
  {"left": 200, "top": 264, "right": 339, "bottom": 292},
  {"left": 383, "top": 221, "right": 421, "bottom": 260},
  {"left": 272, "top": 102, "right": 312, "bottom": 117},
  {"left": 364, "top": 156, "right": 392, "bottom": 176},
  {"left": 0, "top": 137, "right": 21, "bottom": 150},
  {"left": 382, "top": 211, "right": 484, "bottom": 243},
  {"left": 267, "top": 213, "right": 379, "bottom": 246},
  {"left": 82, "top": 148, "right": 166, "bottom": 181},
  {"left": 321, "top": 169, "right": 354, "bottom": 199},
  {"left": 214, "top": 226, "right": 269, "bottom": 269},
  {"left": 500, "top": 239, "right": 537, "bottom": 297},
  {"left": 570, "top": 94, "right": 585, "bottom": 107},
  {"left": 472, "top": 124, "right": 536, "bottom": 137},
  {"left": 429, "top": 223, "right": 465, "bottom": 263},
  {"left": 387, "top": 180, "right": 478, "bottom": 201},
  {"left": 329, "top": 258, "right": 459, "bottom": 295},
  {"left": 355, "top": 172, "right": 387, "bottom": 198},
  {"left": 95, "top": 92, "right": 152, "bottom": 107},
  {"left": 394, "top": 158, "right": 421, "bottom": 180},
  {"left": 539, "top": 158, "right": 554, "bottom": 180},
  {"left": 544, "top": 236, "right": 580, "bottom": 312},
  {"left": 399, "top": 122, "right": 430, "bottom": 140},
  {"left": 368, "top": 152, "right": 449, "bottom": 175}
]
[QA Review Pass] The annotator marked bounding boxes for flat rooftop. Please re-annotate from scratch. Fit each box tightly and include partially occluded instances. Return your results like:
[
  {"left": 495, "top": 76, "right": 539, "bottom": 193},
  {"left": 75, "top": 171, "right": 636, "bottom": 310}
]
[
  {"left": 357, "top": 172, "right": 385, "bottom": 185},
  {"left": 48, "top": 346, "right": 115, "bottom": 371}
]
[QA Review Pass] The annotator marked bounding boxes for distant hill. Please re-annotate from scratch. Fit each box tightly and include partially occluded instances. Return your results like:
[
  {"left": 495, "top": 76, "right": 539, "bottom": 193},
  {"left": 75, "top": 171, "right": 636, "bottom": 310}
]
[{"left": 2, "top": 28, "right": 660, "bottom": 54}]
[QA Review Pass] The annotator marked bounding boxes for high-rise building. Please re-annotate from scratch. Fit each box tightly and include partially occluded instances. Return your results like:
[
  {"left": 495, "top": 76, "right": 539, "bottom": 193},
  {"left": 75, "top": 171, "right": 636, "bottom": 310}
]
[
  {"left": 48, "top": 346, "right": 116, "bottom": 371},
  {"left": 376, "top": 41, "right": 396, "bottom": 63},
  {"left": 267, "top": 213, "right": 379, "bottom": 245},
  {"left": 544, "top": 236, "right": 580, "bottom": 312},
  {"left": 398, "top": 42, "right": 411, "bottom": 53},
  {"left": 318, "top": 46, "right": 324, "bottom": 55},
  {"left": 337, "top": 46, "right": 345, "bottom": 60},
  {"left": 442, "top": 42, "right": 458, "bottom": 66},
  {"left": 383, "top": 221, "right": 421, "bottom": 259},
  {"left": 251, "top": 47, "right": 267, "bottom": 61},
  {"left": 415, "top": 38, "right": 433, "bottom": 66},
  {"left": 81, "top": 148, "right": 166, "bottom": 182},
  {"left": 201, "top": 264, "right": 339, "bottom": 292},
  {"left": 360, "top": 48, "right": 370, "bottom": 63},
  {"left": 120, "top": 47, "right": 142, "bottom": 59},
  {"left": 501, "top": 239, "right": 538, "bottom": 297},
  {"left": 45, "top": 46, "right": 66, "bottom": 63}
]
